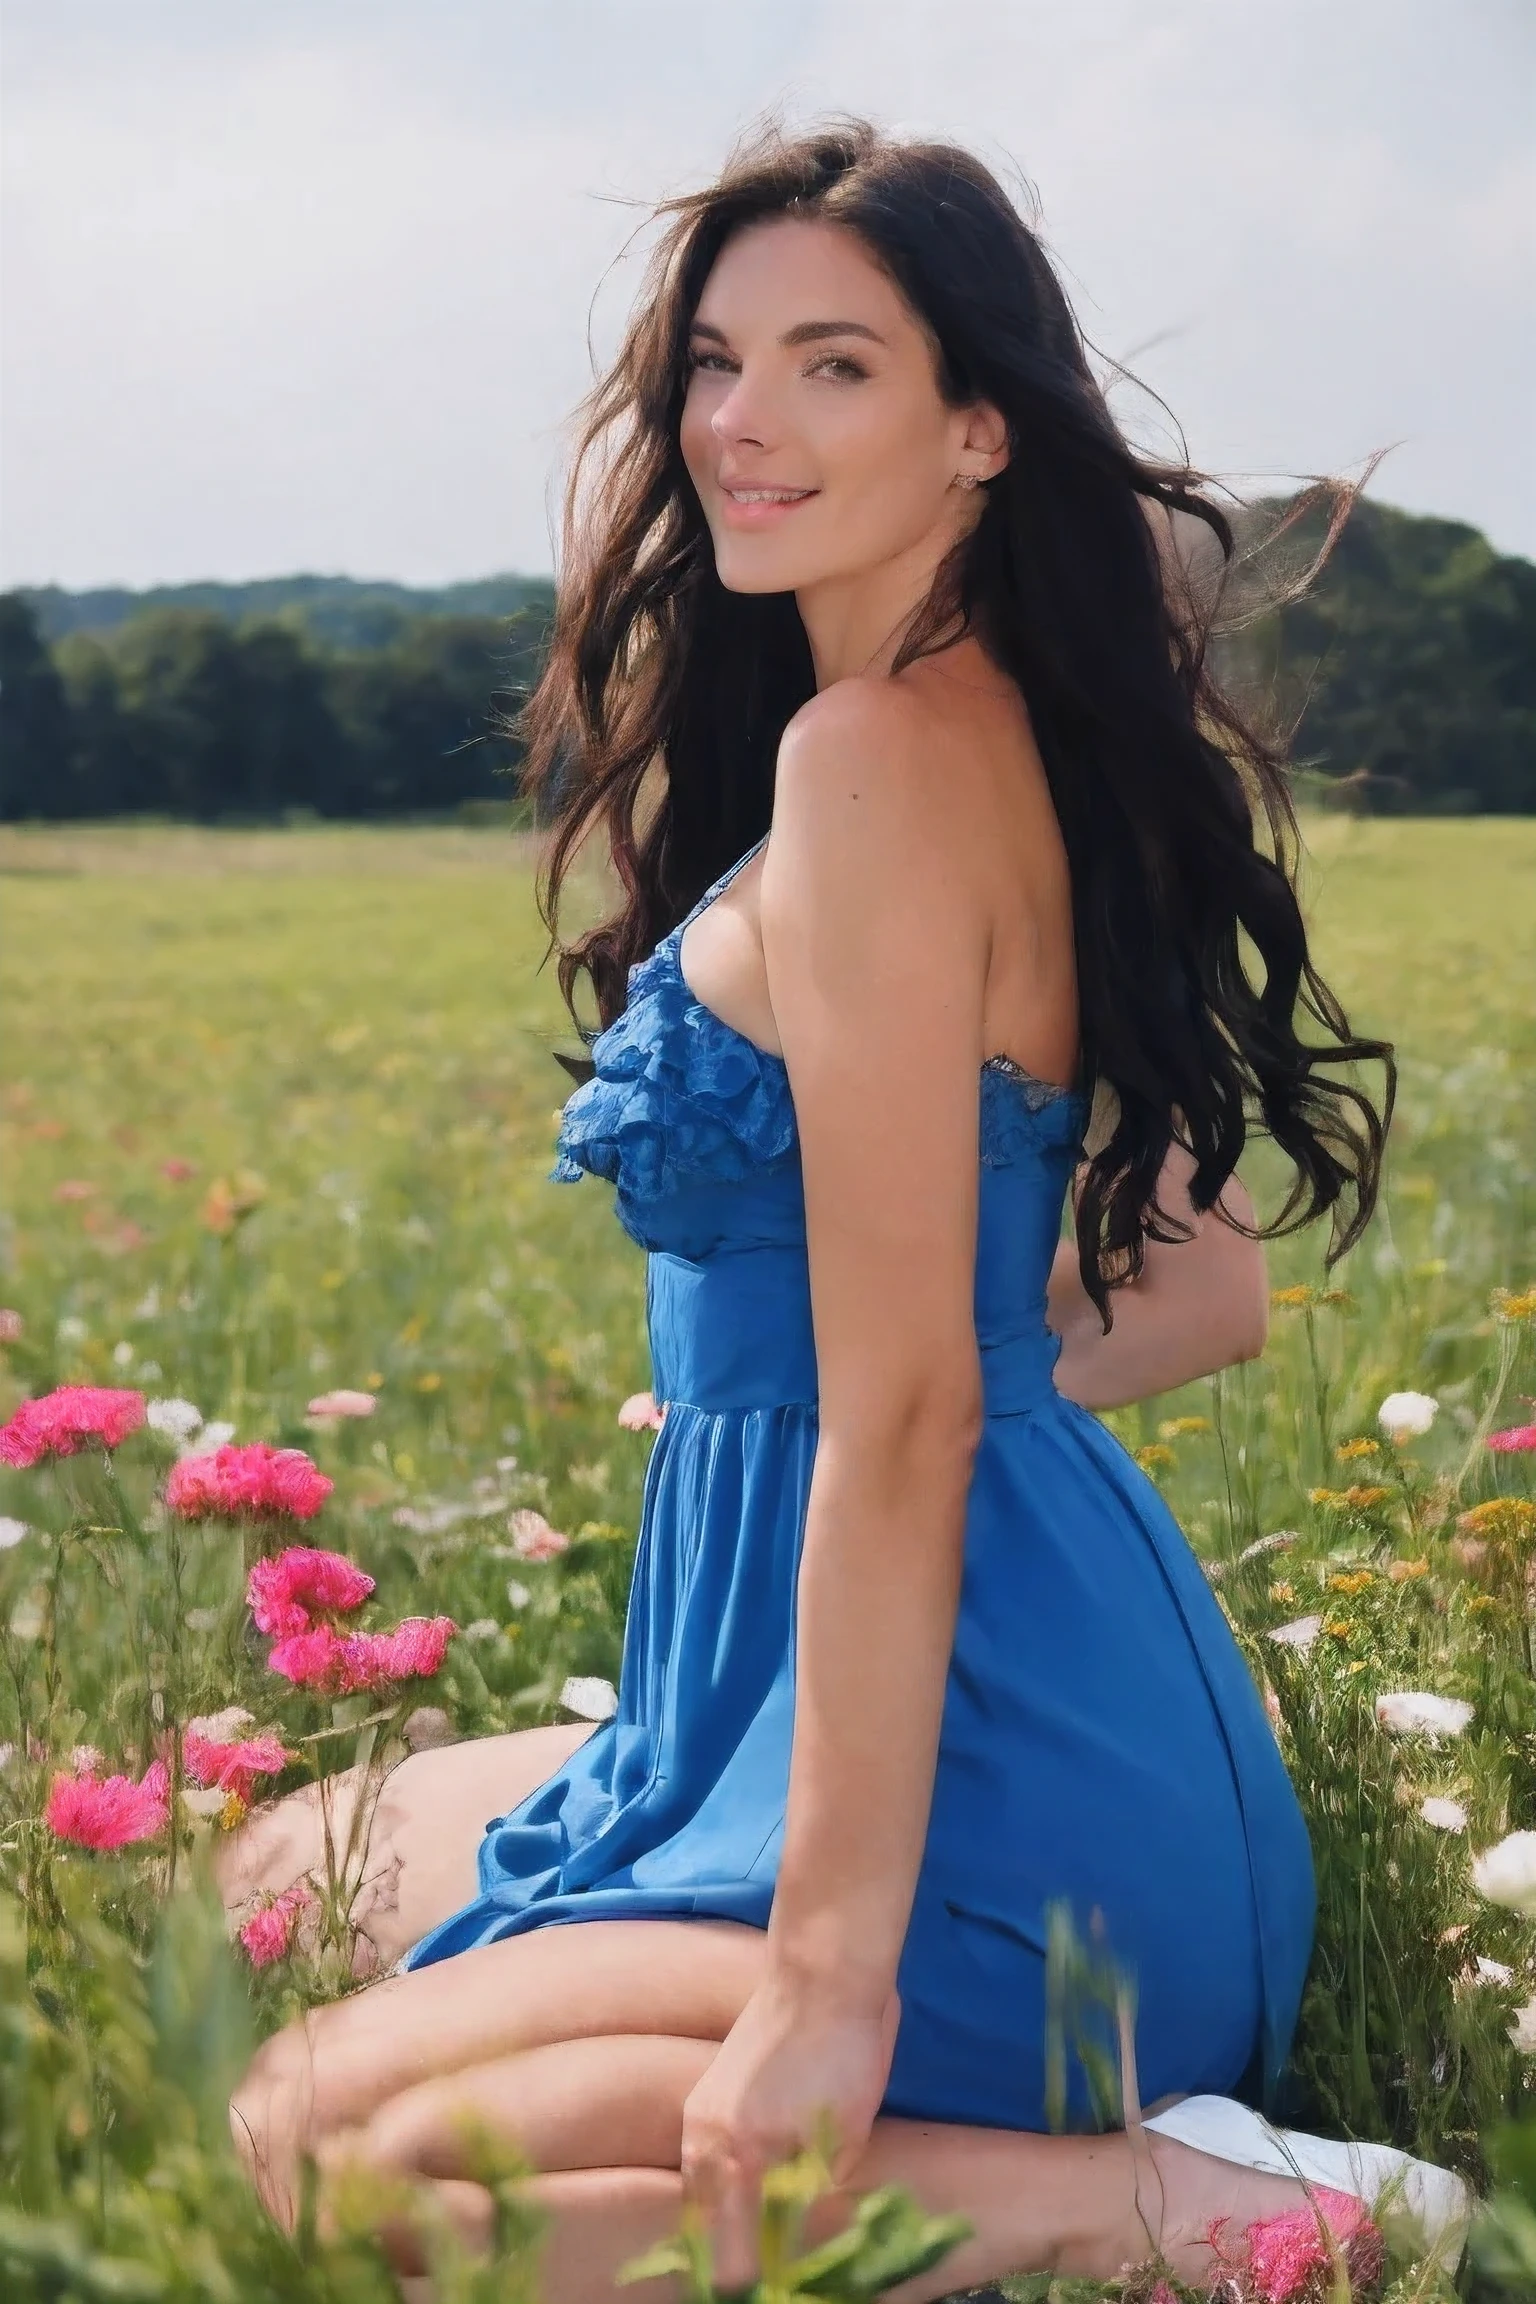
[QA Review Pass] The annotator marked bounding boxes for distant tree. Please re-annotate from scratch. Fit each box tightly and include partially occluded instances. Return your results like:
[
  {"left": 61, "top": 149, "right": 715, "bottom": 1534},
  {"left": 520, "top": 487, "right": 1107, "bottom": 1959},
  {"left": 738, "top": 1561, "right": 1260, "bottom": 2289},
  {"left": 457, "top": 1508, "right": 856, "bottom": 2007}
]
[
  {"left": 324, "top": 616, "right": 525, "bottom": 813},
  {"left": 1227, "top": 499, "right": 1536, "bottom": 813},
  {"left": 0, "top": 593, "right": 74, "bottom": 819}
]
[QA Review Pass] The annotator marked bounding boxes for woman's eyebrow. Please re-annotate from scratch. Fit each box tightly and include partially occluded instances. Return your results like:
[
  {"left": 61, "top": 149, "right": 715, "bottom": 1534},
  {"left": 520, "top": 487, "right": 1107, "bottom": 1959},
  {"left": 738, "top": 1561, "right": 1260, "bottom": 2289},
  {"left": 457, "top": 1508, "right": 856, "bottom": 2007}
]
[{"left": 687, "top": 318, "right": 888, "bottom": 348}]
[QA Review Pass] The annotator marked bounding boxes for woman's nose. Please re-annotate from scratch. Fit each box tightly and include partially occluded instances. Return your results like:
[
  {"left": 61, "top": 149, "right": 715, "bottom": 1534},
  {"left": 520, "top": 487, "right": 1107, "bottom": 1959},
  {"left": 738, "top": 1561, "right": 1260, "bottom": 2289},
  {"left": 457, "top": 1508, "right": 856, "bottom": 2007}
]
[{"left": 710, "top": 371, "right": 771, "bottom": 448}]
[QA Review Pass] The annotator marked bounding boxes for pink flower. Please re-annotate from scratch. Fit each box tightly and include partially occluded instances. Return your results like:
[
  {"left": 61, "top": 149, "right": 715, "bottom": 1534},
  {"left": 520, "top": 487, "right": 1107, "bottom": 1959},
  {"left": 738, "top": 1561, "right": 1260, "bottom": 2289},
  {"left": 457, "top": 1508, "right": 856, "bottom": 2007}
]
[
  {"left": 617, "top": 1390, "right": 665, "bottom": 1431},
  {"left": 1488, "top": 1424, "right": 1536, "bottom": 1454},
  {"left": 0, "top": 1309, "right": 23, "bottom": 1344},
  {"left": 306, "top": 1389, "right": 377, "bottom": 1420},
  {"left": 54, "top": 1179, "right": 98, "bottom": 1203},
  {"left": 45, "top": 1757, "right": 170, "bottom": 1850},
  {"left": 246, "top": 1546, "right": 375, "bottom": 1638},
  {"left": 266, "top": 1625, "right": 351, "bottom": 1690},
  {"left": 266, "top": 1616, "right": 455, "bottom": 1695},
  {"left": 183, "top": 1729, "right": 292, "bottom": 1805},
  {"left": 166, "top": 1442, "right": 333, "bottom": 1522},
  {"left": 239, "top": 1881, "right": 315, "bottom": 1968},
  {"left": 508, "top": 1509, "right": 570, "bottom": 1562},
  {"left": 338, "top": 1616, "right": 455, "bottom": 1693},
  {"left": 1206, "top": 2184, "right": 1385, "bottom": 2304},
  {"left": 160, "top": 1158, "right": 197, "bottom": 1183},
  {"left": 0, "top": 1385, "right": 147, "bottom": 1468}
]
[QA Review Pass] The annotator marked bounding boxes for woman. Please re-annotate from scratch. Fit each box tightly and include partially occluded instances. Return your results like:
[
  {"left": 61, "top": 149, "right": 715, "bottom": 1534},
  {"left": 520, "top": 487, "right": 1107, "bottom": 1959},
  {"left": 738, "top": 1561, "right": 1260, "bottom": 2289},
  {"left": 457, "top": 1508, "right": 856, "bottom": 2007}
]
[{"left": 223, "top": 115, "right": 1468, "bottom": 2299}]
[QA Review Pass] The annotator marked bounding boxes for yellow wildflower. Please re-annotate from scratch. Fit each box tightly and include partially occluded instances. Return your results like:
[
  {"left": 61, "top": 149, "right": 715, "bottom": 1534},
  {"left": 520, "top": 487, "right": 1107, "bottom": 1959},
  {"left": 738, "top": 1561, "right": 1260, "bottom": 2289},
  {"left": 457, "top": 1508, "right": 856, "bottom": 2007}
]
[
  {"left": 1346, "top": 1659, "right": 1370, "bottom": 1675},
  {"left": 218, "top": 1792, "right": 248, "bottom": 1832},
  {"left": 1269, "top": 1581, "right": 1296, "bottom": 1603},
  {"left": 1328, "top": 1571, "right": 1376, "bottom": 1596},
  {"left": 1387, "top": 1558, "right": 1430, "bottom": 1583},
  {"left": 1134, "top": 1443, "right": 1176, "bottom": 1470},
  {"left": 1324, "top": 1618, "right": 1355, "bottom": 1641},
  {"left": 415, "top": 1372, "right": 443, "bottom": 1394},
  {"left": 1311, "top": 1484, "right": 1392, "bottom": 1512},
  {"left": 1319, "top": 1289, "right": 1356, "bottom": 1310},
  {"left": 1157, "top": 1416, "right": 1212, "bottom": 1440},
  {"left": 1270, "top": 1285, "right": 1316, "bottom": 1308},
  {"left": 1457, "top": 1499, "right": 1536, "bottom": 1545},
  {"left": 1309, "top": 1487, "right": 1343, "bottom": 1506},
  {"left": 1335, "top": 1437, "right": 1381, "bottom": 1462},
  {"left": 1465, "top": 1594, "right": 1499, "bottom": 1616},
  {"left": 1491, "top": 1285, "right": 1536, "bottom": 1324}
]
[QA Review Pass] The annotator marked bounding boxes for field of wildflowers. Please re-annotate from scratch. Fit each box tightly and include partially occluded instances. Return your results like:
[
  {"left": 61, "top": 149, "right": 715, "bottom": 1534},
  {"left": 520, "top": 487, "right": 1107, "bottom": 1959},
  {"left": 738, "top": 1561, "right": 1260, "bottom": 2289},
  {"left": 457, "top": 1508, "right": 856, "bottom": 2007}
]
[{"left": 0, "top": 813, "right": 1533, "bottom": 2304}]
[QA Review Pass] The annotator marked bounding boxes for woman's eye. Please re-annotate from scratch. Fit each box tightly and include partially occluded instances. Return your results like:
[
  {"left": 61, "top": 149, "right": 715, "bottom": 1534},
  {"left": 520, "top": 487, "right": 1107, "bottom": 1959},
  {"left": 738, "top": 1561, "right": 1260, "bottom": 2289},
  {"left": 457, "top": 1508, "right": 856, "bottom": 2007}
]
[{"left": 684, "top": 351, "right": 866, "bottom": 381}]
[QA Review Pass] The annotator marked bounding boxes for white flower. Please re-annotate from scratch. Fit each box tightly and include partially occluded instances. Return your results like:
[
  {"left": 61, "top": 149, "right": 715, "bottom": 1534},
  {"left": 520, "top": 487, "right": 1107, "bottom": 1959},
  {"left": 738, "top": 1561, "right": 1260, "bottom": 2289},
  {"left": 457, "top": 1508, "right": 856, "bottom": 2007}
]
[
  {"left": 112, "top": 1341, "right": 135, "bottom": 1369},
  {"left": 402, "top": 1706, "right": 457, "bottom": 1752},
  {"left": 179, "top": 1420, "right": 235, "bottom": 1458},
  {"left": 464, "top": 1618, "right": 501, "bottom": 1643},
  {"left": 1239, "top": 1530, "right": 1300, "bottom": 1564},
  {"left": 1510, "top": 1995, "right": 1536, "bottom": 2055},
  {"left": 180, "top": 1785, "right": 229, "bottom": 1821},
  {"left": 147, "top": 1397, "right": 204, "bottom": 1445},
  {"left": 560, "top": 1675, "right": 618, "bottom": 1722},
  {"left": 1267, "top": 1614, "right": 1324, "bottom": 1652},
  {"left": 1420, "top": 1796, "right": 1469, "bottom": 1833},
  {"left": 1377, "top": 1390, "right": 1439, "bottom": 1445},
  {"left": 1375, "top": 1691, "right": 1474, "bottom": 1741},
  {"left": 0, "top": 1517, "right": 30, "bottom": 1551},
  {"left": 1471, "top": 1830, "right": 1536, "bottom": 1919},
  {"left": 0, "top": 1742, "right": 16, "bottom": 1772},
  {"left": 505, "top": 1580, "right": 532, "bottom": 1611},
  {"left": 57, "top": 1316, "right": 88, "bottom": 1346},
  {"left": 185, "top": 1706, "right": 255, "bottom": 1743},
  {"left": 10, "top": 1595, "right": 44, "bottom": 1640},
  {"left": 1476, "top": 1957, "right": 1514, "bottom": 1985}
]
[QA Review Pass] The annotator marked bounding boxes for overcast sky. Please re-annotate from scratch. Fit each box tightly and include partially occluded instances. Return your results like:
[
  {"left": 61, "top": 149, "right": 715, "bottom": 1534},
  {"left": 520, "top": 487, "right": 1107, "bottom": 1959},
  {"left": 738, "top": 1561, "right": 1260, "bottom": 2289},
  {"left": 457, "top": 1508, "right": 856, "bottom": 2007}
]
[{"left": 4, "top": 0, "right": 1532, "bottom": 591}]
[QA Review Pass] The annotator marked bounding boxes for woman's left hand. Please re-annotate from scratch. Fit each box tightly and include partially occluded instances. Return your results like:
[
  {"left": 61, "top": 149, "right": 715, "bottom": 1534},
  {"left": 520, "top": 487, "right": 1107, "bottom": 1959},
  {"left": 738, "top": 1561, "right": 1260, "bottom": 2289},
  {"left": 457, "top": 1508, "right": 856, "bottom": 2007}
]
[{"left": 679, "top": 1969, "right": 901, "bottom": 2290}]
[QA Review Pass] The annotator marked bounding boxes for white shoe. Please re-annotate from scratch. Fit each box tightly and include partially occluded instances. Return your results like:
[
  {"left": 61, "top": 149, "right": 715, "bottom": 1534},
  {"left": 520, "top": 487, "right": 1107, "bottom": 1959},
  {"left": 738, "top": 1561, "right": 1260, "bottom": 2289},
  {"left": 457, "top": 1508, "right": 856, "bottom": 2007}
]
[{"left": 1139, "top": 2093, "right": 1473, "bottom": 2273}]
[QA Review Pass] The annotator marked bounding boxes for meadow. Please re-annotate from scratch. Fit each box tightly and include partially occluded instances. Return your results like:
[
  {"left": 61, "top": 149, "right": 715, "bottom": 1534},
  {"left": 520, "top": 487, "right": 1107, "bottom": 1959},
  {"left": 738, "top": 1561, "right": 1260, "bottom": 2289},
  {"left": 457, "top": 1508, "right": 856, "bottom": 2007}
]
[{"left": 1, "top": 813, "right": 1534, "bottom": 2303}]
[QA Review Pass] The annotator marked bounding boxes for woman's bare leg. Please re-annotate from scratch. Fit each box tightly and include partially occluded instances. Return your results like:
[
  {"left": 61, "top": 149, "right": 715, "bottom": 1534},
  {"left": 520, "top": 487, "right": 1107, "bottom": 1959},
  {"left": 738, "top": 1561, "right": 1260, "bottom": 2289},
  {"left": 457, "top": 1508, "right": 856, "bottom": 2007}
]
[
  {"left": 229, "top": 1915, "right": 768, "bottom": 2221},
  {"left": 310, "top": 2029, "right": 1339, "bottom": 2299},
  {"left": 215, "top": 1723, "right": 599, "bottom": 1975}
]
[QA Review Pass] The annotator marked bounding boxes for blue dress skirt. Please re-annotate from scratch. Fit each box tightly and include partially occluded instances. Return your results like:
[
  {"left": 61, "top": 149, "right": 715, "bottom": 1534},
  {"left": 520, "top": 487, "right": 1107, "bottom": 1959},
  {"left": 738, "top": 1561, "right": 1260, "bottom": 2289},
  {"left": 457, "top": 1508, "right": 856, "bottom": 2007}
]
[{"left": 404, "top": 836, "right": 1317, "bottom": 2132}]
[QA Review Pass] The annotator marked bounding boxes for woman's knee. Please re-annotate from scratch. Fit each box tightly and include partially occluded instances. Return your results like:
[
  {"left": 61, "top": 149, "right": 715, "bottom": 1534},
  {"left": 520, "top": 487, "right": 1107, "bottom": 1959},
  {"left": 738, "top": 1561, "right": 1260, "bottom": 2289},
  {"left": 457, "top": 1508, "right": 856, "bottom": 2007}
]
[{"left": 215, "top": 1762, "right": 371, "bottom": 1914}]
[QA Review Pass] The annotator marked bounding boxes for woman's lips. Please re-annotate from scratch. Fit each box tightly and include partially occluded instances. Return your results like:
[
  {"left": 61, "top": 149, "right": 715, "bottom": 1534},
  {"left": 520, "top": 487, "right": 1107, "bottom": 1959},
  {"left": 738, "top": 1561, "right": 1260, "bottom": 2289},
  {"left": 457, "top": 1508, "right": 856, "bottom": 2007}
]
[{"left": 717, "top": 490, "right": 820, "bottom": 529}]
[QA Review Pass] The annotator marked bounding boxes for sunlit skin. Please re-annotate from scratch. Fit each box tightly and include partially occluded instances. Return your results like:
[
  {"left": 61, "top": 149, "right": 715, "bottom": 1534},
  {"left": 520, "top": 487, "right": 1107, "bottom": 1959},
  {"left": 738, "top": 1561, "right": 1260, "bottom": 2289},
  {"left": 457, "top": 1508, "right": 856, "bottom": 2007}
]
[
  {"left": 221, "top": 215, "right": 1323, "bottom": 2304},
  {"left": 678, "top": 213, "right": 1007, "bottom": 687}
]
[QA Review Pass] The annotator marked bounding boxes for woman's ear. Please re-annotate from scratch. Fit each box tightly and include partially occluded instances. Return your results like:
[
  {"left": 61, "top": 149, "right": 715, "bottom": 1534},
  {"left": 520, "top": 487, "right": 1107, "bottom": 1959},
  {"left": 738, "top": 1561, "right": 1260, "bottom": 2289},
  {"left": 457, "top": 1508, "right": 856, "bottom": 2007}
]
[{"left": 963, "top": 398, "right": 1012, "bottom": 480}]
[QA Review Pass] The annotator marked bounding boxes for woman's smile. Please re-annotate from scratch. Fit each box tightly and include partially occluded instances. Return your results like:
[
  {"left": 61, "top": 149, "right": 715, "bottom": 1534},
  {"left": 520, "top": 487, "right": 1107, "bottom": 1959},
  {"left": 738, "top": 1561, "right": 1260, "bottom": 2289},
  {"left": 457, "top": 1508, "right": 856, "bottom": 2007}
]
[{"left": 717, "top": 483, "right": 821, "bottom": 528}]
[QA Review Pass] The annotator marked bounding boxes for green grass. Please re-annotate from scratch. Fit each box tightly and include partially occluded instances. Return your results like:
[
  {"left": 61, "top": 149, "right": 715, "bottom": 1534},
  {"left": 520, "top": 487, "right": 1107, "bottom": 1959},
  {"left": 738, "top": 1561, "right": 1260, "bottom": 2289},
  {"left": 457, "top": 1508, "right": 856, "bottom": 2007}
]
[{"left": 0, "top": 815, "right": 1534, "bottom": 2302}]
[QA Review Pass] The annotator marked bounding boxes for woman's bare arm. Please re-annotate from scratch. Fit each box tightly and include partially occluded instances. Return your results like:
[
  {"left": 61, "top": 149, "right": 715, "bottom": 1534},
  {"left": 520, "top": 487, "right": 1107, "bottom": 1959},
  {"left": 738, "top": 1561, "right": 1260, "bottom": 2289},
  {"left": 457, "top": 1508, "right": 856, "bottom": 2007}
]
[
  {"left": 755, "top": 681, "right": 989, "bottom": 2015},
  {"left": 1046, "top": 1127, "right": 1270, "bottom": 1412}
]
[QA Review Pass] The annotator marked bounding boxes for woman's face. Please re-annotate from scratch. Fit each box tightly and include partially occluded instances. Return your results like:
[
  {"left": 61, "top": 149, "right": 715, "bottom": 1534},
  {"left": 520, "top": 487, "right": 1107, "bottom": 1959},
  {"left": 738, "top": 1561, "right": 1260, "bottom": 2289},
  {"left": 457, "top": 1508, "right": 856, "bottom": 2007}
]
[{"left": 679, "top": 215, "right": 1005, "bottom": 597}]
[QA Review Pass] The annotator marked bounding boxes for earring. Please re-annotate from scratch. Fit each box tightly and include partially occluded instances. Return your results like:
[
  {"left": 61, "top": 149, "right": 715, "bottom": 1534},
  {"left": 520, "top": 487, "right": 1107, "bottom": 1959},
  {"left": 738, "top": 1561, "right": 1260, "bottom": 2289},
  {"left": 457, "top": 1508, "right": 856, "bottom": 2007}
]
[{"left": 953, "top": 473, "right": 979, "bottom": 490}]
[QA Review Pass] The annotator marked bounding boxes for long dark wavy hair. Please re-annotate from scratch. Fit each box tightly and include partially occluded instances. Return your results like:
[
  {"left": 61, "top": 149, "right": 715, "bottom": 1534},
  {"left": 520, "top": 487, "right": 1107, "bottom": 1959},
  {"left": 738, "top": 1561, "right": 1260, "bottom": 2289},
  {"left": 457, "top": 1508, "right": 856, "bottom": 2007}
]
[{"left": 512, "top": 111, "right": 1395, "bottom": 1333}]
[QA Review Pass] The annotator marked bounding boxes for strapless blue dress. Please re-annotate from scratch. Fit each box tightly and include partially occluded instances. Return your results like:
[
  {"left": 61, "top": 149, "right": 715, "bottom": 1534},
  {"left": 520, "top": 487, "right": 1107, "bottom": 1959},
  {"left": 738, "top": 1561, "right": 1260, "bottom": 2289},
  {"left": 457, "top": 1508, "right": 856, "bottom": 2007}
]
[{"left": 404, "top": 835, "right": 1317, "bottom": 2131}]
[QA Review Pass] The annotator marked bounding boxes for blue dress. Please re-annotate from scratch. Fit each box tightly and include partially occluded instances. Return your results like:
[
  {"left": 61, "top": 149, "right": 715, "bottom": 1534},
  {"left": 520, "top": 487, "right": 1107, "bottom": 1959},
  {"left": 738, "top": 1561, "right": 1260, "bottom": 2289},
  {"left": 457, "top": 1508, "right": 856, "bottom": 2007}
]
[{"left": 404, "top": 834, "right": 1317, "bottom": 2131}]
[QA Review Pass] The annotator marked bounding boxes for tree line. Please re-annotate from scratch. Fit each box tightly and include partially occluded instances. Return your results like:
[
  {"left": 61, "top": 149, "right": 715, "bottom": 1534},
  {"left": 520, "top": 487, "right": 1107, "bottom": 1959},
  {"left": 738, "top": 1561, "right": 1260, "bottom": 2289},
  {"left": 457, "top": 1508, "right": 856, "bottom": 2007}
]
[{"left": 1, "top": 496, "right": 1531, "bottom": 820}]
